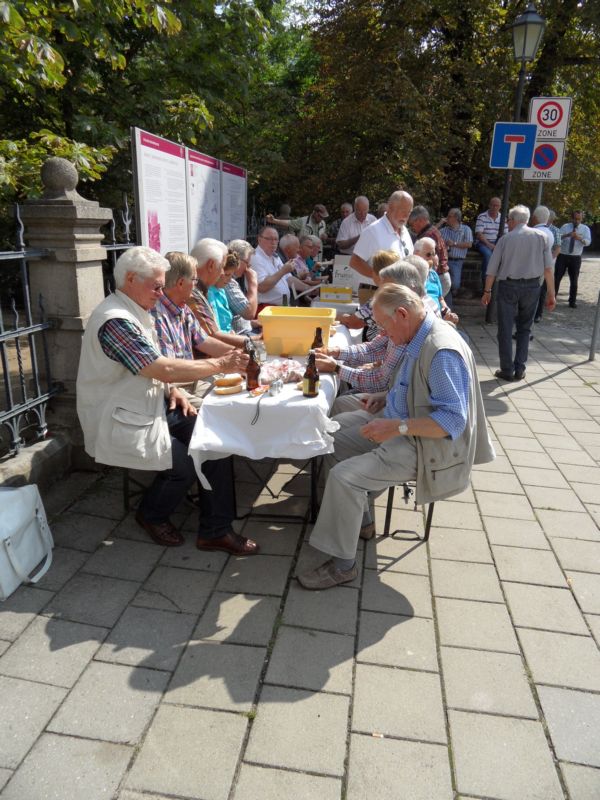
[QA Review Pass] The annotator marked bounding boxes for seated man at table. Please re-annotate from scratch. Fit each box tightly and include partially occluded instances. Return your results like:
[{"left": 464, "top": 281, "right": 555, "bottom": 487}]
[
  {"left": 152, "top": 251, "right": 245, "bottom": 408},
  {"left": 77, "top": 246, "right": 259, "bottom": 556},
  {"left": 298, "top": 284, "right": 494, "bottom": 589},
  {"left": 252, "top": 226, "right": 317, "bottom": 309}
]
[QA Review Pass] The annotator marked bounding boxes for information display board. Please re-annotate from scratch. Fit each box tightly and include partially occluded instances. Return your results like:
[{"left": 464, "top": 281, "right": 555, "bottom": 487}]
[
  {"left": 187, "top": 149, "right": 221, "bottom": 246},
  {"left": 221, "top": 161, "right": 247, "bottom": 243},
  {"left": 133, "top": 128, "right": 188, "bottom": 253}
]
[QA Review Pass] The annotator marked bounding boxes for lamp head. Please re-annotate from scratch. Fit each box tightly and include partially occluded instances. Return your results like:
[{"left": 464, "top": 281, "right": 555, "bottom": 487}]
[{"left": 511, "top": 3, "right": 546, "bottom": 63}]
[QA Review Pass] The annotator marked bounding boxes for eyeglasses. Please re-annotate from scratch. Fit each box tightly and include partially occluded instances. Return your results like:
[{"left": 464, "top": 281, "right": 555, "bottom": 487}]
[
  {"left": 259, "top": 235, "right": 278, "bottom": 242},
  {"left": 423, "top": 251, "right": 436, "bottom": 257}
]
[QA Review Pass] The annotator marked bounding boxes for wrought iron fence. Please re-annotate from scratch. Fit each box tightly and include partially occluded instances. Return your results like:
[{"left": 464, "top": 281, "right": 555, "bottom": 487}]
[
  {"left": 0, "top": 206, "right": 57, "bottom": 458},
  {"left": 102, "top": 194, "right": 136, "bottom": 295}
]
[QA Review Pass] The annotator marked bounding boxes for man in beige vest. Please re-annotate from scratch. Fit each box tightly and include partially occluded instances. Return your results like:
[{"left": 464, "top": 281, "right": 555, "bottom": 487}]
[
  {"left": 77, "top": 246, "right": 259, "bottom": 555},
  {"left": 298, "top": 284, "right": 495, "bottom": 590}
]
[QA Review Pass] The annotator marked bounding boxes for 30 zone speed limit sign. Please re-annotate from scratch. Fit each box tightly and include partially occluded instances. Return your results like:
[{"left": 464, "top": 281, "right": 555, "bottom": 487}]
[{"left": 529, "top": 97, "right": 572, "bottom": 139}]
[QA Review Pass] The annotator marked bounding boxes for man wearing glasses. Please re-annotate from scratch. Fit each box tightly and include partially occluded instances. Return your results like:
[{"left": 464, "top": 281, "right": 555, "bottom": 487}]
[
  {"left": 350, "top": 190, "right": 414, "bottom": 281},
  {"left": 251, "top": 226, "right": 316, "bottom": 309}
]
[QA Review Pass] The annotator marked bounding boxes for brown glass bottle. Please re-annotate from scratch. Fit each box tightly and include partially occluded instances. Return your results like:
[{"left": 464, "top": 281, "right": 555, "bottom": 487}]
[
  {"left": 246, "top": 349, "right": 261, "bottom": 390},
  {"left": 311, "top": 326, "right": 324, "bottom": 350},
  {"left": 302, "top": 352, "right": 320, "bottom": 397}
]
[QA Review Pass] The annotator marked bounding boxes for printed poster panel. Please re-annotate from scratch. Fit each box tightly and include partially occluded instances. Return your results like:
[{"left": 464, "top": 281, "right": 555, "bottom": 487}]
[
  {"left": 133, "top": 127, "right": 188, "bottom": 253},
  {"left": 186, "top": 149, "right": 221, "bottom": 247},
  {"left": 221, "top": 161, "right": 247, "bottom": 243}
]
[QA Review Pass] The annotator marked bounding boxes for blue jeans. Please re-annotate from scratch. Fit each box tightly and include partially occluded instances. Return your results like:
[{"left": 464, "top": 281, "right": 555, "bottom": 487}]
[
  {"left": 496, "top": 279, "right": 541, "bottom": 374},
  {"left": 138, "top": 407, "right": 234, "bottom": 538},
  {"left": 475, "top": 242, "right": 494, "bottom": 286},
  {"left": 448, "top": 259, "right": 464, "bottom": 291}
]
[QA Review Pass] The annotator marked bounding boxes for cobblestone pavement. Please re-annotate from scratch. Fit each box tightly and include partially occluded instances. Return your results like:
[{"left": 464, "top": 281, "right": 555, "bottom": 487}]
[{"left": 1, "top": 257, "right": 599, "bottom": 800}]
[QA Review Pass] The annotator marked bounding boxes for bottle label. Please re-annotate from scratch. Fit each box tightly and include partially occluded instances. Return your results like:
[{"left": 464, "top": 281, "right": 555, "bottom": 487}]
[{"left": 303, "top": 379, "right": 320, "bottom": 396}]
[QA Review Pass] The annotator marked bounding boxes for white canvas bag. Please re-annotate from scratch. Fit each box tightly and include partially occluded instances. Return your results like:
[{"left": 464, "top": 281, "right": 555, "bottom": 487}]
[{"left": 0, "top": 485, "right": 54, "bottom": 601}]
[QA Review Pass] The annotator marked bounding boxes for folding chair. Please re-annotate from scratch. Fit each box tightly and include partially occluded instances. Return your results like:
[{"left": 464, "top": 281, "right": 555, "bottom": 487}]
[{"left": 382, "top": 482, "right": 435, "bottom": 541}]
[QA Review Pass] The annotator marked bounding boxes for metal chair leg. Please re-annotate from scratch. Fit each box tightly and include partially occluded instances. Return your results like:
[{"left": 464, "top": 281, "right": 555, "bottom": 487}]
[
  {"left": 383, "top": 486, "right": 395, "bottom": 536},
  {"left": 423, "top": 503, "right": 435, "bottom": 541}
]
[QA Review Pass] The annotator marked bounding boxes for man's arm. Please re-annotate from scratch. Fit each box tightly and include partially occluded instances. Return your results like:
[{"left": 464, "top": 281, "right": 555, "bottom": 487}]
[
  {"left": 256, "top": 261, "right": 294, "bottom": 293},
  {"left": 544, "top": 267, "right": 556, "bottom": 310},
  {"left": 265, "top": 213, "right": 292, "bottom": 229},
  {"left": 241, "top": 268, "right": 258, "bottom": 319},
  {"left": 349, "top": 253, "right": 374, "bottom": 279},
  {"left": 481, "top": 240, "right": 503, "bottom": 305},
  {"left": 139, "top": 350, "right": 249, "bottom": 383},
  {"left": 195, "top": 336, "right": 235, "bottom": 357}
]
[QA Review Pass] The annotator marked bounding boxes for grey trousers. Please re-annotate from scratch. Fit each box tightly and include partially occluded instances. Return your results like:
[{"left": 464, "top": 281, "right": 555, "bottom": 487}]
[{"left": 310, "top": 409, "right": 418, "bottom": 561}]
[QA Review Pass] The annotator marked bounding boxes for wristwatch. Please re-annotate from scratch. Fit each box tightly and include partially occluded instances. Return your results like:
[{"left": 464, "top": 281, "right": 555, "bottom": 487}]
[
  {"left": 398, "top": 419, "right": 409, "bottom": 435},
  {"left": 334, "top": 361, "right": 342, "bottom": 375}
]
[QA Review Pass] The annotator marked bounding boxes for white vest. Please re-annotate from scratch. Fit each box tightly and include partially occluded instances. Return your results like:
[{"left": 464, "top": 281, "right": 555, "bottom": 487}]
[{"left": 76, "top": 291, "right": 172, "bottom": 470}]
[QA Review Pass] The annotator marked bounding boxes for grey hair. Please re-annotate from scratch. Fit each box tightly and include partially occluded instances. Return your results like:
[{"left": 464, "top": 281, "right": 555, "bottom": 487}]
[
  {"left": 533, "top": 205, "right": 550, "bottom": 224},
  {"left": 448, "top": 207, "right": 462, "bottom": 222},
  {"left": 509, "top": 205, "right": 530, "bottom": 224},
  {"left": 164, "top": 252, "right": 197, "bottom": 288},
  {"left": 341, "top": 202, "right": 353, "bottom": 212},
  {"left": 413, "top": 237, "right": 436, "bottom": 255},
  {"left": 387, "top": 190, "right": 413, "bottom": 205},
  {"left": 190, "top": 237, "right": 228, "bottom": 267},
  {"left": 114, "top": 246, "right": 170, "bottom": 288},
  {"left": 299, "top": 234, "right": 313, "bottom": 246},
  {"left": 309, "top": 235, "right": 321, "bottom": 246},
  {"left": 408, "top": 205, "right": 430, "bottom": 223},
  {"left": 279, "top": 234, "right": 299, "bottom": 251},
  {"left": 354, "top": 195, "right": 369, "bottom": 207},
  {"left": 228, "top": 239, "right": 254, "bottom": 261},
  {"left": 379, "top": 262, "right": 425, "bottom": 297},
  {"left": 403, "top": 254, "right": 430, "bottom": 285},
  {"left": 373, "top": 283, "right": 424, "bottom": 318},
  {"left": 548, "top": 209, "right": 557, "bottom": 223}
]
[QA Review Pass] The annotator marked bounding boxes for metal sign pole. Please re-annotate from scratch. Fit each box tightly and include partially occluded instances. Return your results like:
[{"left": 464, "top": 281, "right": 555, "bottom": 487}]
[
  {"left": 589, "top": 290, "right": 600, "bottom": 361},
  {"left": 536, "top": 181, "right": 543, "bottom": 206}
]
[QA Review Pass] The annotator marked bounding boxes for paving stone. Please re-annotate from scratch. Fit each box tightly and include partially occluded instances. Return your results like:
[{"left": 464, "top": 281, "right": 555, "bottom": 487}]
[
  {"left": 504, "top": 582, "right": 588, "bottom": 635},
  {"left": 0, "top": 732, "right": 132, "bottom": 800},
  {"left": 435, "top": 597, "right": 519, "bottom": 653},
  {"left": 471, "top": 471, "right": 524, "bottom": 494},
  {"left": 513, "top": 466, "right": 570, "bottom": 489},
  {"left": 586, "top": 614, "right": 600, "bottom": 647},
  {"left": 252, "top": 492, "right": 310, "bottom": 517},
  {"left": 110, "top": 511, "right": 166, "bottom": 543},
  {"left": 43, "top": 470, "right": 102, "bottom": 518},
  {"left": 373, "top": 504, "right": 424, "bottom": 536},
  {"left": 0, "top": 616, "right": 105, "bottom": 687},
  {"left": 536, "top": 509, "right": 600, "bottom": 541},
  {"left": 35, "top": 547, "right": 90, "bottom": 591},
  {"left": 119, "top": 793, "right": 173, "bottom": 800},
  {"left": 440, "top": 646, "right": 537, "bottom": 718},
  {"left": 96, "top": 606, "right": 196, "bottom": 671},
  {"left": 361, "top": 568, "right": 432, "bottom": 618},
  {"left": 166, "top": 640, "right": 265, "bottom": 711},
  {"left": 364, "top": 534, "right": 428, "bottom": 575},
  {"left": 493, "top": 545, "right": 567, "bottom": 587},
  {"left": 240, "top": 520, "right": 302, "bottom": 555},
  {"left": 158, "top": 536, "right": 229, "bottom": 572},
  {"left": 353, "top": 663, "right": 446, "bottom": 743},
  {"left": 45, "top": 572, "right": 139, "bottom": 628},
  {"left": 194, "top": 592, "right": 280, "bottom": 645},
  {"left": 538, "top": 686, "right": 600, "bottom": 768},
  {"left": 545, "top": 447, "right": 597, "bottom": 466},
  {"left": 472, "top": 454, "right": 514, "bottom": 473},
  {"left": 491, "top": 421, "right": 534, "bottom": 438},
  {"left": 427, "top": 501, "right": 482, "bottom": 530},
  {"left": 0, "top": 586, "right": 54, "bottom": 641},
  {"left": 484, "top": 516, "right": 549, "bottom": 549},
  {"left": 283, "top": 582, "right": 358, "bottom": 635},
  {"left": 245, "top": 685, "right": 348, "bottom": 776},
  {"left": 476, "top": 491, "right": 535, "bottom": 520},
  {"left": 587, "top": 503, "right": 600, "bottom": 528},
  {"left": 525, "top": 485, "right": 586, "bottom": 513},
  {"left": 537, "top": 433, "right": 583, "bottom": 451},
  {"left": 558, "top": 463, "right": 600, "bottom": 484},
  {"left": 347, "top": 734, "right": 453, "bottom": 800},
  {"left": 0, "top": 642, "right": 8, "bottom": 657},
  {"left": 82, "top": 537, "right": 162, "bottom": 582},
  {"left": 526, "top": 419, "right": 569, "bottom": 436},
  {"left": 0, "top": 770, "right": 11, "bottom": 792},
  {"left": 266, "top": 625, "right": 353, "bottom": 693},
  {"left": 429, "top": 528, "right": 492, "bottom": 563},
  {"left": 449, "top": 710, "right": 563, "bottom": 800},
  {"left": 430, "top": 559, "right": 503, "bottom": 602},
  {"left": 564, "top": 571, "right": 600, "bottom": 613},
  {"left": 357, "top": 611, "right": 437, "bottom": 671},
  {"left": 49, "top": 511, "right": 116, "bottom": 552},
  {"left": 499, "top": 436, "right": 544, "bottom": 453},
  {"left": 571, "top": 481, "right": 600, "bottom": 505},
  {"left": 48, "top": 661, "right": 168, "bottom": 744},
  {"left": 133, "top": 565, "right": 217, "bottom": 614},
  {"left": 233, "top": 764, "right": 341, "bottom": 800},
  {"left": 0, "top": 676, "right": 66, "bottom": 768},
  {"left": 69, "top": 484, "right": 128, "bottom": 520},
  {"left": 505, "top": 449, "right": 556, "bottom": 469},
  {"left": 126, "top": 704, "right": 246, "bottom": 799},
  {"left": 519, "top": 627, "right": 600, "bottom": 691},
  {"left": 552, "top": 537, "right": 600, "bottom": 573},
  {"left": 217, "top": 555, "right": 292, "bottom": 596},
  {"left": 560, "top": 763, "right": 600, "bottom": 799}
]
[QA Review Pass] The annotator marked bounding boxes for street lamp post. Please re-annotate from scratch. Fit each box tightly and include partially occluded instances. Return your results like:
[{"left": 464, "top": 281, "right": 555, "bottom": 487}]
[{"left": 486, "top": 3, "right": 545, "bottom": 323}]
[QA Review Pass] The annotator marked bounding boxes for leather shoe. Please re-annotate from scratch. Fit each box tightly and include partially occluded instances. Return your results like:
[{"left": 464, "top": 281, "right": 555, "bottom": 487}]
[
  {"left": 297, "top": 559, "right": 358, "bottom": 590},
  {"left": 494, "top": 369, "right": 514, "bottom": 381},
  {"left": 135, "top": 511, "right": 184, "bottom": 547},
  {"left": 569, "top": 302, "right": 577, "bottom": 308},
  {"left": 514, "top": 369, "right": 526, "bottom": 381},
  {"left": 196, "top": 530, "right": 259, "bottom": 555},
  {"left": 359, "top": 521, "right": 376, "bottom": 540}
]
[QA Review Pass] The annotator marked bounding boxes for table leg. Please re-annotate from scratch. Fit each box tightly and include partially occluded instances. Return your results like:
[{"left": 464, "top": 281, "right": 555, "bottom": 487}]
[{"left": 310, "top": 456, "right": 321, "bottom": 523}]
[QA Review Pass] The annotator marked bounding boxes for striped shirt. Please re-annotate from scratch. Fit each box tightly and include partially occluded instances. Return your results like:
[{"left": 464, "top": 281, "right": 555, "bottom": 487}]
[
  {"left": 98, "top": 318, "right": 160, "bottom": 375},
  {"left": 338, "top": 335, "right": 406, "bottom": 392},
  {"left": 384, "top": 312, "right": 470, "bottom": 440},
  {"left": 224, "top": 279, "right": 252, "bottom": 334},
  {"left": 151, "top": 293, "right": 206, "bottom": 360},
  {"left": 354, "top": 299, "right": 379, "bottom": 341},
  {"left": 439, "top": 224, "right": 473, "bottom": 260},
  {"left": 189, "top": 283, "right": 220, "bottom": 337},
  {"left": 475, "top": 211, "right": 504, "bottom": 245}
]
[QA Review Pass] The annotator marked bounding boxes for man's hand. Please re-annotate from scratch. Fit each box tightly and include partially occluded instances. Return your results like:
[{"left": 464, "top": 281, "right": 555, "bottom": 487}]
[
  {"left": 481, "top": 291, "right": 492, "bottom": 307},
  {"left": 216, "top": 350, "right": 250, "bottom": 374},
  {"left": 360, "top": 418, "right": 400, "bottom": 443},
  {"left": 360, "top": 393, "right": 386, "bottom": 414},
  {"left": 339, "top": 313, "right": 366, "bottom": 330},
  {"left": 314, "top": 353, "right": 337, "bottom": 373},
  {"left": 168, "top": 387, "right": 197, "bottom": 417},
  {"left": 265, "top": 213, "right": 275, "bottom": 224},
  {"left": 445, "top": 311, "right": 459, "bottom": 325},
  {"left": 545, "top": 293, "right": 556, "bottom": 311},
  {"left": 283, "top": 260, "right": 296, "bottom": 275}
]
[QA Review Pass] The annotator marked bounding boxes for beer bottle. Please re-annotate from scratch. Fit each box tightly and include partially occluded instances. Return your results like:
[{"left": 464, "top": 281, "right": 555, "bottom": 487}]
[
  {"left": 282, "top": 293, "right": 289, "bottom": 306},
  {"left": 303, "top": 352, "right": 320, "bottom": 397},
  {"left": 246, "top": 348, "right": 261, "bottom": 391},
  {"left": 311, "top": 326, "right": 324, "bottom": 350}
]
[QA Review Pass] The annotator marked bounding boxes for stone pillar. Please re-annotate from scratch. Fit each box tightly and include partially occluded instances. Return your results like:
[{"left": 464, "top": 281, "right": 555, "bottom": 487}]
[{"left": 19, "top": 158, "right": 113, "bottom": 445}]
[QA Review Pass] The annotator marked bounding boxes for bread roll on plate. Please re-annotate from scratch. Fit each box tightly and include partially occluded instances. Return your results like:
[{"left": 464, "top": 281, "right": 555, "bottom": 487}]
[{"left": 214, "top": 373, "right": 243, "bottom": 388}]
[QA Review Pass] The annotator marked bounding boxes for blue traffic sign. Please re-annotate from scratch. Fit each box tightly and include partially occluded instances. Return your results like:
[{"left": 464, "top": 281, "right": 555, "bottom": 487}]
[{"left": 490, "top": 123, "right": 537, "bottom": 169}]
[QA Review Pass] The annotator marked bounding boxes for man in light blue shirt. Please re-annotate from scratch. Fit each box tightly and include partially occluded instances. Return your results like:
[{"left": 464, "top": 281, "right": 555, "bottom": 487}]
[{"left": 555, "top": 210, "right": 592, "bottom": 308}]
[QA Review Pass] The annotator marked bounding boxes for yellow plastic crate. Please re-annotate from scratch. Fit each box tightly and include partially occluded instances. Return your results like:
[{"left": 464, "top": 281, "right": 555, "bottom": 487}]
[{"left": 258, "top": 306, "right": 336, "bottom": 356}]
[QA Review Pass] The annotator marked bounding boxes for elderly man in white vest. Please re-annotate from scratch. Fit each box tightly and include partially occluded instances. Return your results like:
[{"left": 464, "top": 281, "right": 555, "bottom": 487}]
[
  {"left": 298, "top": 284, "right": 495, "bottom": 590},
  {"left": 76, "top": 246, "right": 259, "bottom": 556}
]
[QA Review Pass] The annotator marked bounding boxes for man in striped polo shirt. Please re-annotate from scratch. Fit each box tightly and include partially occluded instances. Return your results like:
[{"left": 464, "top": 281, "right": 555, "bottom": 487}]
[{"left": 475, "top": 197, "right": 504, "bottom": 289}]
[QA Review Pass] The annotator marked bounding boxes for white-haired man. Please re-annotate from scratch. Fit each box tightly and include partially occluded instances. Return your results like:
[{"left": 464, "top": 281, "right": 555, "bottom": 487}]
[
  {"left": 77, "top": 246, "right": 259, "bottom": 556},
  {"left": 336, "top": 196, "right": 376, "bottom": 255},
  {"left": 298, "top": 284, "right": 494, "bottom": 590},
  {"left": 482, "top": 205, "right": 555, "bottom": 382},
  {"left": 350, "top": 191, "right": 414, "bottom": 280},
  {"left": 251, "top": 226, "right": 316, "bottom": 308}
]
